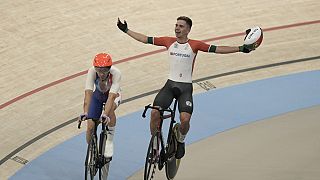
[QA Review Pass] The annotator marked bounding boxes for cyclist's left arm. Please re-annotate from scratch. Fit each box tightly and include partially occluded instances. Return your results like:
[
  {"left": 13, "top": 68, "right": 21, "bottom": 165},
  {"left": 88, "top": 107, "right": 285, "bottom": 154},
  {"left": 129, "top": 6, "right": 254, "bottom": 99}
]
[
  {"left": 103, "top": 66, "right": 121, "bottom": 117},
  {"left": 215, "top": 46, "right": 242, "bottom": 54},
  {"left": 195, "top": 40, "right": 241, "bottom": 54}
]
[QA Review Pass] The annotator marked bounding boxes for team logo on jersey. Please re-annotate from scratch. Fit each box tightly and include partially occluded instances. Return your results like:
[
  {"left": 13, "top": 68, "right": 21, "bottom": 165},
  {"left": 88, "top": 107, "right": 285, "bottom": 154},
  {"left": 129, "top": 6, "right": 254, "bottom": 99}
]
[
  {"left": 186, "top": 101, "right": 192, "bottom": 107},
  {"left": 174, "top": 43, "right": 178, "bottom": 48},
  {"left": 170, "top": 52, "right": 190, "bottom": 58}
]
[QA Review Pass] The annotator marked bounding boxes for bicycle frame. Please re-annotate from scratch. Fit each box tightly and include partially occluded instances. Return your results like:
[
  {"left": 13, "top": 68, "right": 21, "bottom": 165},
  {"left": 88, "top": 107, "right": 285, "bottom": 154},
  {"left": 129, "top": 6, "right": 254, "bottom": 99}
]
[
  {"left": 157, "top": 100, "right": 177, "bottom": 165},
  {"left": 78, "top": 119, "right": 111, "bottom": 180},
  {"left": 143, "top": 99, "right": 177, "bottom": 148},
  {"left": 142, "top": 99, "right": 180, "bottom": 180}
]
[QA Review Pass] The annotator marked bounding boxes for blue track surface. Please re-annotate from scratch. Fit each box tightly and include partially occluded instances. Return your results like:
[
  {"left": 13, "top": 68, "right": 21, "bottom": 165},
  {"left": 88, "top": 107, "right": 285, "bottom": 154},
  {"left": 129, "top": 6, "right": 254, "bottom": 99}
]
[{"left": 10, "top": 70, "right": 320, "bottom": 180}]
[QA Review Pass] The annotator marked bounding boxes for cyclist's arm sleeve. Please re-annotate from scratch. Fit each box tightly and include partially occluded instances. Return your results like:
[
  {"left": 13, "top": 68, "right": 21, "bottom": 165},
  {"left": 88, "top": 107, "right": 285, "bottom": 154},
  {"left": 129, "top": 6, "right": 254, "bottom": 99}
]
[
  {"left": 189, "top": 40, "right": 216, "bottom": 53},
  {"left": 109, "top": 66, "right": 121, "bottom": 94},
  {"left": 197, "top": 40, "right": 217, "bottom": 53},
  {"left": 147, "top": 37, "right": 174, "bottom": 48},
  {"left": 208, "top": 45, "right": 217, "bottom": 52},
  {"left": 85, "top": 67, "right": 96, "bottom": 90}
]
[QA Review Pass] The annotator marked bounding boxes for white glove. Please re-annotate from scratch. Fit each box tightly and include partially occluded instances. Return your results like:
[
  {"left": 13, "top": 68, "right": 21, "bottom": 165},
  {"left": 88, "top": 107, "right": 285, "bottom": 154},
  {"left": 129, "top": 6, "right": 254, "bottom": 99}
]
[{"left": 100, "top": 114, "right": 110, "bottom": 124}]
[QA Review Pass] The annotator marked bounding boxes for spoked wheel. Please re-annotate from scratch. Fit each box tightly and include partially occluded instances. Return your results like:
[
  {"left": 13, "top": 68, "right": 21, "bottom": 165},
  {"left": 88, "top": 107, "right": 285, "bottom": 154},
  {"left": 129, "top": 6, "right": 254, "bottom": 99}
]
[
  {"left": 98, "top": 130, "right": 111, "bottom": 180},
  {"left": 85, "top": 138, "right": 98, "bottom": 180},
  {"left": 144, "top": 134, "right": 158, "bottom": 180},
  {"left": 165, "top": 132, "right": 181, "bottom": 180},
  {"left": 99, "top": 161, "right": 110, "bottom": 180}
]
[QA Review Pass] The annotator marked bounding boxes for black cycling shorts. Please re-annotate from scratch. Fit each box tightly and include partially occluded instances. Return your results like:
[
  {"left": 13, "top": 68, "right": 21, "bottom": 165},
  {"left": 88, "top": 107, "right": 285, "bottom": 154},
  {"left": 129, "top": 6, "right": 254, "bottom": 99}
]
[{"left": 153, "top": 79, "right": 193, "bottom": 114}]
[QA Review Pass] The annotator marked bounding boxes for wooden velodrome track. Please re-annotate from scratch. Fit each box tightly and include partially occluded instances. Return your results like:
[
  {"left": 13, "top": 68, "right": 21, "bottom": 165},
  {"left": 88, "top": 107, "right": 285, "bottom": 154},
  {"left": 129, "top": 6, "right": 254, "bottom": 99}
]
[{"left": 1, "top": 0, "right": 319, "bottom": 179}]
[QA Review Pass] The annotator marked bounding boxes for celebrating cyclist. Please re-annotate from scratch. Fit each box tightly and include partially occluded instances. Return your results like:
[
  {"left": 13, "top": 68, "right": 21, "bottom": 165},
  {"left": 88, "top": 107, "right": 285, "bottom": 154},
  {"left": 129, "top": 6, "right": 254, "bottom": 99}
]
[
  {"left": 117, "top": 16, "right": 253, "bottom": 159},
  {"left": 79, "top": 53, "right": 122, "bottom": 159}
]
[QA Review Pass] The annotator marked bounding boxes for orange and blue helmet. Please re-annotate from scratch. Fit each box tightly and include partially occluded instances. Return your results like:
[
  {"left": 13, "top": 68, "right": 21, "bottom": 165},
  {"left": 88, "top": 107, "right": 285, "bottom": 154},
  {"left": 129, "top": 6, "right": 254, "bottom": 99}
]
[{"left": 93, "top": 53, "right": 112, "bottom": 67}]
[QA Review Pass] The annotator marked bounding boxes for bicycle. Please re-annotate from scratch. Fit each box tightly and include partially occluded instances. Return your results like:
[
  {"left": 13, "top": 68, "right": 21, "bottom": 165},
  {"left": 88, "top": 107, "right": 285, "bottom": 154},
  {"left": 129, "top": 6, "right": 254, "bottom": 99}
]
[
  {"left": 142, "top": 99, "right": 181, "bottom": 180},
  {"left": 78, "top": 116, "right": 112, "bottom": 180}
]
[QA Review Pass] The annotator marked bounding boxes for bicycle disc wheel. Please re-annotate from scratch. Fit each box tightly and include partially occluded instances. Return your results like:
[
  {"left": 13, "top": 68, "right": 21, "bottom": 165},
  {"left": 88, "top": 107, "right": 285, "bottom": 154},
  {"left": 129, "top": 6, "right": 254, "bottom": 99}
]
[
  {"left": 165, "top": 133, "right": 181, "bottom": 180},
  {"left": 85, "top": 138, "right": 98, "bottom": 180},
  {"left": 165, "top": 156, "right": 181, "bottom": 180},
  {"left": 144, "top": 134, "right": 158, "bottom": 180}
]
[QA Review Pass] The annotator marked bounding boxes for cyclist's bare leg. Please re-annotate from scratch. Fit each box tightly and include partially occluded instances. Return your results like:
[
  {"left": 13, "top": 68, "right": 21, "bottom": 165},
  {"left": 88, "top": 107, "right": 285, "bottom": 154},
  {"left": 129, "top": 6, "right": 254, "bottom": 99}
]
[
  {"left": 178, "top": 112, "right": 191, "bottom": 141},
  {"left": 86, "top": 119, "right": 96, "bottom": 144},
  {"left": 104, "top": 102, "right": 118, "bottom": 158},
  {"left": 150, "top": 109, "right": 161, "bottom": 135},
  {"left": 172, "top": 112, "right": 191, "bottom": 159}
]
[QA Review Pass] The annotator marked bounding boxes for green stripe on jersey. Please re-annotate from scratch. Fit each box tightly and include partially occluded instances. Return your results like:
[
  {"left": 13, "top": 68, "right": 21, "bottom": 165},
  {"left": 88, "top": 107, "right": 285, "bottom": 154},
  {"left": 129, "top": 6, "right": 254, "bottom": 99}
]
[
  {"left": 209, "top": 45, "right": 217, "bottom": 52},
  {"left": 147, "top": 37, "right": 153, "bottom": 44}
]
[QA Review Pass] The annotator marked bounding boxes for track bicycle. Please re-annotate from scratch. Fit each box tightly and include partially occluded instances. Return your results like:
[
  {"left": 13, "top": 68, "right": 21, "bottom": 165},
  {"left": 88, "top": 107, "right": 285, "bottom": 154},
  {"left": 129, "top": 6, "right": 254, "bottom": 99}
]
[
  {"left": 78, "top": 117, "right": 112, "bottom": 180},
  {"left": 142, "top": 99, "right": 181, "bottom": 180}
]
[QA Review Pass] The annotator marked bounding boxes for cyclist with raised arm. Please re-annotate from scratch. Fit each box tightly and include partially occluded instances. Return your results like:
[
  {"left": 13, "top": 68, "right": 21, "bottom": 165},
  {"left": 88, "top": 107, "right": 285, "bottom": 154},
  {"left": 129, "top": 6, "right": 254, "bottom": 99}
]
[
  {"left": 117, "top": 16, "right": 254, "bottom": 160},
  {"left": 79, "top": 53, "right": 122, "bottom": 160}
]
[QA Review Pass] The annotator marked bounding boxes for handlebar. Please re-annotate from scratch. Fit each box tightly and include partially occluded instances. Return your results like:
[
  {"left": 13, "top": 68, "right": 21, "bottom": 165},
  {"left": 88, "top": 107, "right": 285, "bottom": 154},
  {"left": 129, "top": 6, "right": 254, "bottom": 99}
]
[
  {"left": 77, "top": 118, "right": 86, "bottom": 129},
  {"left": 77, "top": 117, "right": 110, "bottom": 129},
  {"left": 78, "top": 121, "right": 81, "bottom": 129},
  {"left": 142, "top": 104, "right": 174, "bottom": 119}
]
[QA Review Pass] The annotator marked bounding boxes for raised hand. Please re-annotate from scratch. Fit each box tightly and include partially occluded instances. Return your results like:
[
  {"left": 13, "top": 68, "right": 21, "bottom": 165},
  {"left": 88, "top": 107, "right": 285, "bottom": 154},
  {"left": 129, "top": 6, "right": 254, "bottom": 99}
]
[{"left": 117, "top": 18, "right": 128, "bottom": 33}]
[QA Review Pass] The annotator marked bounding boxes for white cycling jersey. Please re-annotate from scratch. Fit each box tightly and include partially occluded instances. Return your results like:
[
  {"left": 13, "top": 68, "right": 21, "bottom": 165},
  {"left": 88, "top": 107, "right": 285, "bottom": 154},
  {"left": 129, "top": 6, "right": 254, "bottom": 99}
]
[
  {"left": 85, "top": 66, "right": 121, "bottom": 94},
  {"left": 150, "top": 37, "right": 214, "bottom": 83}
]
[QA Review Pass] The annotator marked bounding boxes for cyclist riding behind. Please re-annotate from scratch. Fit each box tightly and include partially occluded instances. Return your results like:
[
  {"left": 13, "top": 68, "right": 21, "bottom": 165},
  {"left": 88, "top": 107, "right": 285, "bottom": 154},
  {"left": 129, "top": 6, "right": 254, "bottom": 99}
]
[{"left": 79, "top": 53, "right": 122, "bottom": 159}]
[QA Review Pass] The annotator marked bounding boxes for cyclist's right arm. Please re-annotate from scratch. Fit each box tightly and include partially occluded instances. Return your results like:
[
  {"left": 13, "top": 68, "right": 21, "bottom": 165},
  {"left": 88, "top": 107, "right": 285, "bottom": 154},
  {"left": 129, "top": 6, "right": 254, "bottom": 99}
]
[
  {"left": 126, "top": 31, "right": 173, "bottom": 48},
  {"left": 83, "top": 67, "right": 96, "bottom": 115},
  {"left": 78, "top": 90, "right": 92, "bottom": 128},
  {"left": 83, "top": 90, "right": 93, "bottom": 115},
  {"left": 126, "top": 29, "right": 148, "bottom": 44},
  {"left": 117, "top": 18, "right": 149, "bottom": 44},
  {"left": 118, "top": 18, "right": 174, "bottom": 47}
]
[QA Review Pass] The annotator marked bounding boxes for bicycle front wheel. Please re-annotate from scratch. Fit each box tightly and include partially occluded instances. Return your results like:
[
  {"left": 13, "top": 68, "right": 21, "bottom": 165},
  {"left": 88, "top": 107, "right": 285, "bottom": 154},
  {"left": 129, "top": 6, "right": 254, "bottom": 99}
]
[
  {"left": 99, "top": 162, "right": 110, "bottom": 180},
  {"left": 85, "top": 138, "right": 98, "bottom": 180},
  {"left": 144, "top": 134, "right": 158, "bottom": 180}
]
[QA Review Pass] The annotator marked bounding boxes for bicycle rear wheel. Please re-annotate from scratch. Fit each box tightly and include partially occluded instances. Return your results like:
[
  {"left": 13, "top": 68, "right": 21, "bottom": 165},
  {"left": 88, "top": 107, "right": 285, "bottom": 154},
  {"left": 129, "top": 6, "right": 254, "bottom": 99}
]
[
  {"left": 85, "top": 137, "right": 98, "bottom": 180},
  {"left": 165, "top": 156, "right": 181, "bottom": 180},
  {"left": 144, "top": 134, "right": 158, "bottom": 180}
]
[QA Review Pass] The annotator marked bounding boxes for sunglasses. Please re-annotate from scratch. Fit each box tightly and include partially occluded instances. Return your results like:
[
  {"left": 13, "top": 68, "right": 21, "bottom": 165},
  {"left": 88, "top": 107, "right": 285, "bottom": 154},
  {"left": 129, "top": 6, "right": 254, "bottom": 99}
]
[{"left": 94, "top": 67, "right": 111, "bottom": 74}]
